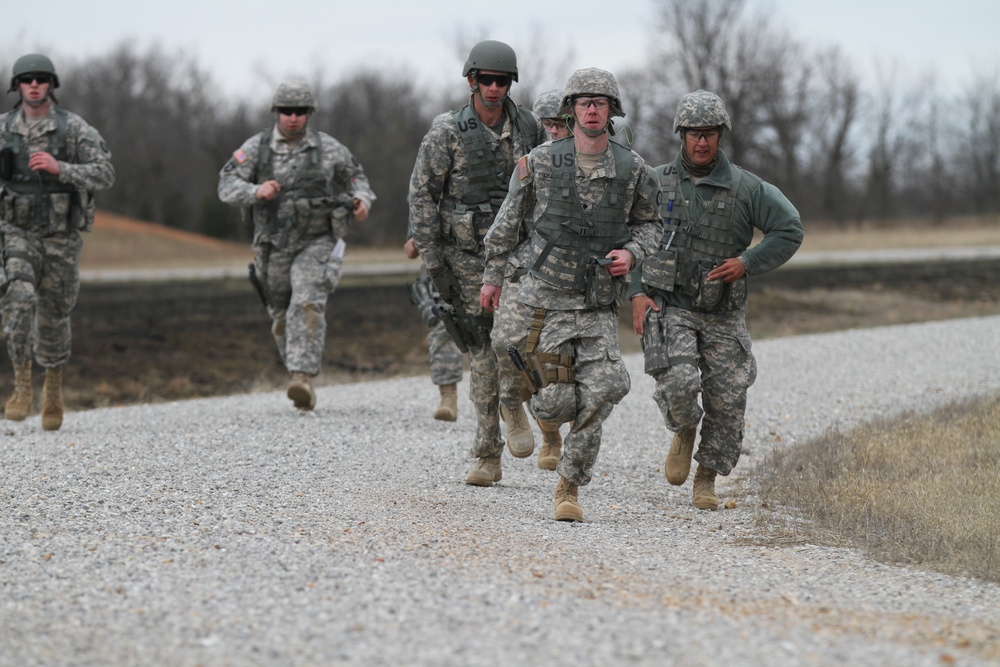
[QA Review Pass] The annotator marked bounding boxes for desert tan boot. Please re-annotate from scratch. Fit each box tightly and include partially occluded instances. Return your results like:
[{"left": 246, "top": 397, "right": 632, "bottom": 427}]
[
  {"left": 693, "top": 464, "right": 720, "bottom": 510},
  {"left": 500, "top": 402, "right": 534, "bottom": 458},
  {"left": 433, "top": 383, "right": 458, "bottom": 421},
  {"left": 287, "top": 372, "right": 316, "bottom": 410},
  {"left": 465, "top": 456, "right": 502, "bottom": 487},
  {"left": 5, "top": 360, "right": 32, "bottom": 421},
  {"left": 536, "top": 419, "right": 562, "bottom": 470},
  {"left": 41, "top": 367, "right": 64, "bottom": 431},
  {"left": 665, "top": 427, "right": 697, "bottom": 485},
  {"left": 554, "top": 477, "right": 583, "bottom": 522}
]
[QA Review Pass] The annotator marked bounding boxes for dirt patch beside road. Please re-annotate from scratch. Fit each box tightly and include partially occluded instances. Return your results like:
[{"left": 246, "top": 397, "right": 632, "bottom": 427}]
[{"left": 1, "top": 258, "right": 999, "bottom": 412}]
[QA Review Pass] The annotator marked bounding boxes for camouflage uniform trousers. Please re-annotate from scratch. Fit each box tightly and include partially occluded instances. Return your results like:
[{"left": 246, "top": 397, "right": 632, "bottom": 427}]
[
  {"left": 449, "top": 271, "right": 503, "bottom": 459},
  {"left": 256, "top": 232, "right": 338, "bottom": 376},
  {"left": 489, "top": 274, "right": 534, "bottom": 410},
  {"left": 427, "top": 321, "right": 463, "bottom": 386},
  {"left": 0, "top": 224, "right": 82, "bottom": 367},
  {"left": 503, "top": 300, "right": 630, "bottom": 487},
  {"left": 647, "top": 306, "right": 757, "bottom": 476}
]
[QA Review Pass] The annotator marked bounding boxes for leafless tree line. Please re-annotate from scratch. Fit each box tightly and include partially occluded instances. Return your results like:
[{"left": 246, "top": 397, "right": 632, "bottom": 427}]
[{"left": 3, "top": 0, "right": 997, "bottom": 245}]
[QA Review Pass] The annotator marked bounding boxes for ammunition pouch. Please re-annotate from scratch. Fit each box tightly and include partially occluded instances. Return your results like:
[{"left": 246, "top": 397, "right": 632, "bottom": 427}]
[
  {"left": 687, "top": 259, "right": 747, "bottom": 313},
  {"left": 584, "top": 257, "right": 623, "bottom": 309},
  {"left": 433, "top": 303, "right": 492, "bottom": 353}
]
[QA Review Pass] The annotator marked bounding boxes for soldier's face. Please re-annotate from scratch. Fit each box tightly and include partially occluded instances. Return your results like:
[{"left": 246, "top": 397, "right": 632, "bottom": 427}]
[
  {"left": 277, "top": 107, "right": 310, "bottom": 136},
  {"left": 683, "top": 126, "right": 721, "bottom": 166},
  {"left": 18, "top": 74, "right": 51, "bottom": 107},
  {"left": 572, "top": 96, "right": 611, "bottom": 134},
  {"left": 469, "top": 70, "right": 511, "bottom": 109},
  {"left": 542, "top": 118, "right": 571, "bottom": 140}
]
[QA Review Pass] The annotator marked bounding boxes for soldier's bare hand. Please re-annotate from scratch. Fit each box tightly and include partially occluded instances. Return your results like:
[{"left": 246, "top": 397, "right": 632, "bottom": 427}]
[
  {"left": 707, "top": 257, "right": 746, "bottom": 283},
  {"left": 403, "top": 237, "right": 419, "bottom": 259},
  {"left": 256, "top": 180, "right": 281, "bottom": 201},
  {"left": 353, "top": 199, "right": 369, "bottom": 222},
  {"left": 605, "top": 248, "right": 634, "bottom": 277},
  {"left": 480, "top": 283, "right": 502, "bottom": 313},
  {"left": 631, "top": 294, "right": 657, "bottom": 335},
  {"left": 28, "top": 151, "right": 59, "bottom": 175}
]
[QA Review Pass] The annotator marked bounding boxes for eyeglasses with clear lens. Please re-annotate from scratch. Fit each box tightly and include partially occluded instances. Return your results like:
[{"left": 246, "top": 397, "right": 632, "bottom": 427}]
[
  {"left": 574, "top": 97, "right": 610, "bottom": 110},
  {"left": 17, "top": 74, "right": 51, "bottom": 86},
  {"left": 476, "top": 73, "right": 512, "bottom": 88},
  {"left": 685, "top": 129, "right": 721, "bottom": 142},
  {"left": 277, "top": 107, "right": 310, "bottom": 117}
]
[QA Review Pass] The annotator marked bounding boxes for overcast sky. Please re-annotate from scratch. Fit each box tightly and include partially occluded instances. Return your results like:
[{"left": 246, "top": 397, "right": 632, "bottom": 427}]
[{"left": 3, "top": 0, "right": 998, "bottom": 103}]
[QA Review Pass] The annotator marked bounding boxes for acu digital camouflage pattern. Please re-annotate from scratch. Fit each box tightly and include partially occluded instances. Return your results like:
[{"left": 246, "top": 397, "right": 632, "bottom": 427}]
[
  {"left": 483, "top": 138, "right": 662, "bottom": 487},
  {"left": 271, "top": 81, "right": 317, "bottom": 110},
  {"left": 532, "top": 89, "right": 563, "bottom": 120},
  {"left": 218, "top": 118, "right": 375, "bottom": 377},
  {"left": 408, "top": 96, "right": 543, "bottom": 459},
  {"left": 672, "top": 89, "right": 732, "bottom": 133},
  {"left": 427, "top": 323, "right": 463, "bottom": 386},
  {"left": 0, "top": 104, "right": 114, "bottom": 367},
  {"left": 645, "top": 307, "right": 756, "bottom": 476}
]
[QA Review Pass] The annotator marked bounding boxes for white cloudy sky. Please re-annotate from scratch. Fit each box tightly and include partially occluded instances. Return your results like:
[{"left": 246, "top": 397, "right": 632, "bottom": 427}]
[{"left": 3, "top": 0, "right": 998, "bottom": 102}]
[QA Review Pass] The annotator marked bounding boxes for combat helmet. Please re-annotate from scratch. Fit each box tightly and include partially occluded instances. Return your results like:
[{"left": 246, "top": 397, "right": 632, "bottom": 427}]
[
  {"left": 9, "top": 53, "right": 60, "bottom": 92},
  {"left": 560, "top": 68, "right": 625, "bottom": 118},
  {"left": 532, "top": 89, "right": 564, "bottom": 120},
  {"left": 271, "top": 81, "right": 317, "bottom": 112},
  {"left": 463, "top": 40, "right": 518, "bottom": 81},
  {"left": 673, "top": 90, "right": 731, "bottom": 133}
]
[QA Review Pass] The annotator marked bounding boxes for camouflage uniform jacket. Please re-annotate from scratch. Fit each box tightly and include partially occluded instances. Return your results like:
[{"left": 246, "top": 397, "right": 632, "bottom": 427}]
[
  {"left": 408, "top": 96, "right": 543, "bottom": 276},
  {"left": 484, "top": 141, "right": 662, "bottom": 310},
  {"left": 0, "top": 104, "right": 114, "bottom": 231},
  {"left": 628, "top": 149, "right": 802, "bottom": 308},
  {"left": 218, "top": 125, "right": 375, "bottom": 245}
]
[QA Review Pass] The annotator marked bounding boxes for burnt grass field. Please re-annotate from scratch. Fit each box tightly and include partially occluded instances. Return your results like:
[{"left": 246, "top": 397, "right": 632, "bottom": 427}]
[{"left": 3, "top": 258, "right": 1000, "bottom": 412}]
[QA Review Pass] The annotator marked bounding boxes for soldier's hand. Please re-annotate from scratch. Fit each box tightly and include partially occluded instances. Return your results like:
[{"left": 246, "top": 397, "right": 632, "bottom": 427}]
[
  {"left": 631, "top": 294, "right": 657, "bottom": 335},
  {"left": 480, "top": 283, "right": 502, "bottom": 313},
  {"left": 605, "top": 249, "right": 634, "bottom": 277},
  {"left": 353, "top": 199, "right": 369, "bottom": 222},
  {"left": 707, "top": 257, "right": 746, "bottom": 283},
  {"left": 403, "top": 237, "right": 419, "bottom": 259},
  {"left": 256, "top": 180, "right": 281, "bottom": 201},
  {"left": 28, "top": 152, "right": 59, "bottom": 175}
]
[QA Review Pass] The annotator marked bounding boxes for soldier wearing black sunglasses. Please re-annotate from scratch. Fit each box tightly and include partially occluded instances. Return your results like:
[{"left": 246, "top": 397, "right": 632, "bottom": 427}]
[{"left": 0, "top": 53, "right": 115, "bottom": 431}]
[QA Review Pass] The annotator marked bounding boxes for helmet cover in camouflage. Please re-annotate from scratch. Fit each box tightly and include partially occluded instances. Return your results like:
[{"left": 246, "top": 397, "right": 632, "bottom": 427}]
[
  {"left": 463, "top": 40, "right": 519, "bottom": 81},
  {"left": 673, "top": 89, "right": 731, "bottom": 133},
  {"left": 532, "top": 89, "right": 564, "bottom": 119},
  {"left": 9, "top": 53, "right": 60, "bottom": 92},
  {"left": 271, "top": 81, "right": 317, "bottom": 112},
  {"left": 559, "top": 68, "right": 624, "bottom": 118}
]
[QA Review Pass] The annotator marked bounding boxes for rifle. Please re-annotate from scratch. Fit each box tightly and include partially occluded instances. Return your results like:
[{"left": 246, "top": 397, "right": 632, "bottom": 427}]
[
  {"left": 248, "top": 262, "right": 268, "bottom": 309},
  {"left": 428, "top": 265, "right": 492, "bottom": 353}
]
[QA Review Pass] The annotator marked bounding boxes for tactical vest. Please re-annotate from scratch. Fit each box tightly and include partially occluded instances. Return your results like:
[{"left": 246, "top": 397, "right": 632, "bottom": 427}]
[
  {"left": 1, "top": 106, "right": 78, "bottom": 228},
  {"left": 643, "top": 162, "right": 760, "bottom": 306},
  {"left": 451, "top": 101, "right": 540, "bottom": 210},
  {"left": 529, "top": 138, "right": 634, "bottom": 293},
  {"left": 250, "top": 128, "right": 343, "bottom": 242}
]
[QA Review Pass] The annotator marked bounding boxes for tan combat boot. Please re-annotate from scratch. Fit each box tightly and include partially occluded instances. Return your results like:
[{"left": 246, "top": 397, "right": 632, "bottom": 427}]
[
  {"left": 465, "top": 456, "right": 502, "bottom": 487},
  {"left": 287, "top": 372, "right": 316, "bottom": 410},
  {"left": 5, "top": 360, "right": 32, "bottom": 421},
  {"left": 692, "top": 465, "right": 719, "bottom": 510},
  {"left": 41, "top": 367, "right": 64, "bottom": 431},
  {"left": 500, "top": 402, "right": 534, "bottom": 458},
  {"left": 554, "top": 477, "right": 583, "bottom": 522},
  {"left": 665, "top": 427, "right": 697, "bottom": 485},
  {"left": 433, "top": 383, "right": 458, "bottom": 421},
  {"left": 536, "top": 419, "right": 562, "bottom": 470}
]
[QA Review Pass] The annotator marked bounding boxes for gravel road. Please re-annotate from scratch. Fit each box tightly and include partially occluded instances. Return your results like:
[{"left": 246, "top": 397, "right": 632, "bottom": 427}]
[{"left": 2, "top": 316, "right": 998, "bottom": 666}]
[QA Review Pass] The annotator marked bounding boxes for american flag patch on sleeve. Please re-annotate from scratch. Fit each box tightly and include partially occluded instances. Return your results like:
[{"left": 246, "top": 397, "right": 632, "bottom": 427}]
[
  {"left": 517, "top": 155, "right": 529, "bottom": 180},
  {"left": 233, "top": 149, "right": 249, "bottom": 164}
]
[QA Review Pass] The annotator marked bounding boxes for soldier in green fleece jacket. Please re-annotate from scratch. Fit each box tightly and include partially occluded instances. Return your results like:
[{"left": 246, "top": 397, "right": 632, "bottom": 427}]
[{"left": 629, "top": 90, "right": 803, "bottom": 511}]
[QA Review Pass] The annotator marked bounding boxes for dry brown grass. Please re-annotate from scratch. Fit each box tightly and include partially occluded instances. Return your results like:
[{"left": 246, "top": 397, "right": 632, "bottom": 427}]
[
  {"left": 799, "top": 214, "right": 1000, "bottom": 251},
  {"left": 748, "top": 394, "right": 1000, "bottom": 583}
]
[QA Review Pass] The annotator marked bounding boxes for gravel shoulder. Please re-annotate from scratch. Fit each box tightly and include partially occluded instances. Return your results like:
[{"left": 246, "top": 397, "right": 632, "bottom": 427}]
[{"left": 2, "top": 316, "right": 999, "bottom": 666}]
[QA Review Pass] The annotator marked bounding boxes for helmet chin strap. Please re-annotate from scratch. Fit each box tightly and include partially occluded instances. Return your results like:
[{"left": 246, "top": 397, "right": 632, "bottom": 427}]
[
  {"left": 473, "top": 87, "right": 503, "bottom": 110},
  {"left": 23, "top": 93, "right": 50, "bottom": 108}
]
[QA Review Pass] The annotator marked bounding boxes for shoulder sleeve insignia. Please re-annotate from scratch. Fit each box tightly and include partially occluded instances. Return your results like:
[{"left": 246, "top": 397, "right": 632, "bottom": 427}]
[
  {"left": 517, "top": 155, "right": 530, "bottom": 181},
  {"left": 233, "top": 149, "right": 249, "bottom": 164}
]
